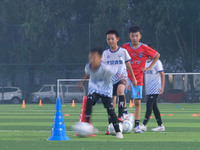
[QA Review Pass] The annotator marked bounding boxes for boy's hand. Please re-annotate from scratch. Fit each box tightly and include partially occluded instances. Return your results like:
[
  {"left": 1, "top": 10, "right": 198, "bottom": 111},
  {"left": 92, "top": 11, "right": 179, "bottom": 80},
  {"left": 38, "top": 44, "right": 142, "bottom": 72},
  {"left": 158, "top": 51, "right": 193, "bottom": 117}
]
[
  {"left": 160, "top": 88, "right": 164, "bottom": 94},
  {"left": 132, "top": 79, "right": 137, "bottom": 87},
  {"left": 142, "top": 67, "right": 151, "bottom": 72},
  {"left": 78, "top": 81, "right": 84, "bottom": 91}
]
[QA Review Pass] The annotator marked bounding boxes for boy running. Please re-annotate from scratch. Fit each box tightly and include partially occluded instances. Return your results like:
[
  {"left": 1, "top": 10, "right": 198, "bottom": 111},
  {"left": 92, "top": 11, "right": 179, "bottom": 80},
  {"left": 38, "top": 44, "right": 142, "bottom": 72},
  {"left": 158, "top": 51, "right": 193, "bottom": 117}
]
[
  {"left": 122, "top": 26, "right": 160, "bottom": 133},
  {"left": 80, "top": 47, "right": 123, "bottom": 139},
  {"left": 139, "top": 44, "right": 165, "bottom": 132}
]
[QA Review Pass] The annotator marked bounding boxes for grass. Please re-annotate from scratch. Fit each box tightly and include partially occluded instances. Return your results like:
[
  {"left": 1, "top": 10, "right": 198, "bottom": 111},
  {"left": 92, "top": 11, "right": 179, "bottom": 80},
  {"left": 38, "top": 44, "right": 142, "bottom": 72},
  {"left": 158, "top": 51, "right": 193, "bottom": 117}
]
[{"left": 0, "top": 103, "right": 200, "bottom": 150}]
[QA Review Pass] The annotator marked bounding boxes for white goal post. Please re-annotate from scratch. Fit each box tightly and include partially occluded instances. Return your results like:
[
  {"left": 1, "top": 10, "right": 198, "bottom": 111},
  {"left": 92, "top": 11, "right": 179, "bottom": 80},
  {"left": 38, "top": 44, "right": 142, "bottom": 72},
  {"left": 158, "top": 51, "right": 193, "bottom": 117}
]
[
  {"left": 56, "top": 79, "right": 89, "bottom": 104},
  {"left": 57, "top": 73, "right": 200, "bottom": 103}
]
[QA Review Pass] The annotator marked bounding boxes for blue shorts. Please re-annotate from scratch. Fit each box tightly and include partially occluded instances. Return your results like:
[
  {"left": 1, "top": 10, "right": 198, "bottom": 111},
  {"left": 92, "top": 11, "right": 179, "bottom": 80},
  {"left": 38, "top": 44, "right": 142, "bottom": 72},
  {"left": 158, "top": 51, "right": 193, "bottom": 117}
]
[{"left": 125, "top": 79, "right": 143, "bottom": 99}]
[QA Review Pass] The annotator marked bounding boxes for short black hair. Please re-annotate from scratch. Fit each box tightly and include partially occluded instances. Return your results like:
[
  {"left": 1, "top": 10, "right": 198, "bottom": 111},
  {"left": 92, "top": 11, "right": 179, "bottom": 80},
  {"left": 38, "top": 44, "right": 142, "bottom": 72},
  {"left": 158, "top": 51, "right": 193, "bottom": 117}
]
[
  {"left": 129, "top": 26, "right": 141, "bottom": 33},
  {"left": 147, "top": 43, "right": 155, "bottom": 49},
  {"left": 106, "top": 30, "right": 119, "bottom": 38},
  {"left": 90, "top": 47, "right": 103, "bottom": 56}
]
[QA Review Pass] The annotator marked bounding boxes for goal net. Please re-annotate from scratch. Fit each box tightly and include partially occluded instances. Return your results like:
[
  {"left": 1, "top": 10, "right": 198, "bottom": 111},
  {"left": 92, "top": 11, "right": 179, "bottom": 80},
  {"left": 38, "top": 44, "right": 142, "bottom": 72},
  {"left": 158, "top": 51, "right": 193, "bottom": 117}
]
[
  {"left": 57, "top": 73, "right": 200, "bottom": 104},
  {"left": 57, "top": 79, "right": 88, "bottom": 104}
]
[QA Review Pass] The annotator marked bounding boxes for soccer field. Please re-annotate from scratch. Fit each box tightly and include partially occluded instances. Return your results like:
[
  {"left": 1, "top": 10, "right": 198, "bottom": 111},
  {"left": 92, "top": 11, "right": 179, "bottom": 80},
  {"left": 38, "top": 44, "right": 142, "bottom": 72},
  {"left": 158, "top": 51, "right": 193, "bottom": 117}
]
[{"left": 0, "top": 103, "right": 199, "bottom": 150}]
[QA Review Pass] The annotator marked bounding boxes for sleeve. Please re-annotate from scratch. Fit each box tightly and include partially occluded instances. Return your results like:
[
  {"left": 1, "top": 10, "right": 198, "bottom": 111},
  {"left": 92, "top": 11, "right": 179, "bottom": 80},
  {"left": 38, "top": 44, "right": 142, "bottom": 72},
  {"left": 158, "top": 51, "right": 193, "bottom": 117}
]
[
  {"left": 84, "top": 64, "right": 90, "bottom": 75},
  {"left": 101, "top": 50, "right": 107, "bottom": 63},
  {"left": 145, "top": 45, "right": 158, "bottom": 59},
  {"left": 156, "top": 60, "right": 164, "bottom": 72},
  {"left": 124, "top": 49, "right": 131, "bottom": 63}
]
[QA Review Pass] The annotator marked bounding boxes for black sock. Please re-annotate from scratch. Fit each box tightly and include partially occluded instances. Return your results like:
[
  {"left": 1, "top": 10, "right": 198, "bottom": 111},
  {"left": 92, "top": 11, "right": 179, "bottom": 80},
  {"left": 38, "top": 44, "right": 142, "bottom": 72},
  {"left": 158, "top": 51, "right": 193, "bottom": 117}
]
[
  {"left": 85, "top": 95, "right": 94, "bottom": 123},
  {"left": 118, "top": 95, "right": 125, "bottom": 118},
  {"left": 123, "top": 107, "right": 127, "bottom": 114},
  {"left": 134, "top": 120, "right": 140, "bottom": 127},
  {"left": 107, "top": 108, "right": 120, "bottom": 132}
]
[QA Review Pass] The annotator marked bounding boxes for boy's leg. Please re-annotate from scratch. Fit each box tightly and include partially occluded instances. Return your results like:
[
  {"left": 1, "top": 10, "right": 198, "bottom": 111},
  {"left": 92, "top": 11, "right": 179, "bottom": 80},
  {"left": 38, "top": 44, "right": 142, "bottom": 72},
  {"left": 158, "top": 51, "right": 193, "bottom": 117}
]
[
  {"left": 85, "top": 93, "right": 99, "bottom": 122},
  {"left": 123, "top": 98, "right": 128, "bottom": 114},
  {"left": 102, "top": 96, "right": 121, "bottom": 133},
  {"left": 107, "top": 85, "right": 117, "bottom": 125},
  {"left": 117, "top": 83, "right": 126, "bottom": 119},
  {"left": 134, "top": 99, "right": 141, "bottom": 127},
  {"left": 152, "top": 96, "right": 163, "bottom": 126},
  {"left": 131, "top": 85, "right": 143, "bottom": 129},
  {"left": 143, "top": 95, "right": 155, "bottom": 125},
  {"left": 113, "top": 96, "right": 117, "bottom": 109}
]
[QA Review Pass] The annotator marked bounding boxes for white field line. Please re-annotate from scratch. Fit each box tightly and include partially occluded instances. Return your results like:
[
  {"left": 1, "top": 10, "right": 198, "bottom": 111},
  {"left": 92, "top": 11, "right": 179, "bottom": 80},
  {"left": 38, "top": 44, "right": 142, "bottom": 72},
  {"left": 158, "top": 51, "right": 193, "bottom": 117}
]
[{"left": 0, "top": 129, "right": 169, "bottom": 133}]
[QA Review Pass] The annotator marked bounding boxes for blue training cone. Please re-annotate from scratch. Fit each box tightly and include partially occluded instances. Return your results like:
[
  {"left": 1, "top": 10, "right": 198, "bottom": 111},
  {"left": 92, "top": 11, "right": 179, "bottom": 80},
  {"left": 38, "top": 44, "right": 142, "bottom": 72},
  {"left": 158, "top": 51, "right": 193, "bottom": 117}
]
[{"left": 47, "top": 97, "right": 70, "bottom": 141}]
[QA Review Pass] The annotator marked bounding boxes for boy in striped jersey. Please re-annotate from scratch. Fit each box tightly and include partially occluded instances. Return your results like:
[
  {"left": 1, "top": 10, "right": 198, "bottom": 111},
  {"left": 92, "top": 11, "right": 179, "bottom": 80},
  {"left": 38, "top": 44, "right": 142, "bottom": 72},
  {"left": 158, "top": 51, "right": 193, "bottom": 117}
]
[
  {"left": 139, "top": 44, "right": 165, "bottom": 132},
  {"left": 102, "top": 30, "right": 137, "bottom": 125},
  {"left": 80, "top": 47, "right": 123, "bottom": 138}
]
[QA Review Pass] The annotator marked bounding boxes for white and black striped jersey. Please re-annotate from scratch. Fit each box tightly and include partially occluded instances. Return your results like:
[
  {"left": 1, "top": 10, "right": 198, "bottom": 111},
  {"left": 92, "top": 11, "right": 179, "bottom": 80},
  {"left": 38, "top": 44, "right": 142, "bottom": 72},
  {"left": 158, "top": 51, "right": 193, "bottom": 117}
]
[
  {"left": 145, "top": 59, "right": 164, "bottom": 95},
  {"left": 102, "top": 47, "right": 131, "bottom": 84},
  {"left": 85, "top": 61, "right": 117, "bottom": 98}
]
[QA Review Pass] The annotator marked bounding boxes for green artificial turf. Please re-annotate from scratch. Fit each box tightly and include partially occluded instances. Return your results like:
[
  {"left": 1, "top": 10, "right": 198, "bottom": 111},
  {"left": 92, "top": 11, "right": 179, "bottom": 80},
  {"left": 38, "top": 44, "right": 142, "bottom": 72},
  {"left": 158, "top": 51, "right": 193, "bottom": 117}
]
[{"left": 0, "top": 103, "right": 199, "bottom": 150}]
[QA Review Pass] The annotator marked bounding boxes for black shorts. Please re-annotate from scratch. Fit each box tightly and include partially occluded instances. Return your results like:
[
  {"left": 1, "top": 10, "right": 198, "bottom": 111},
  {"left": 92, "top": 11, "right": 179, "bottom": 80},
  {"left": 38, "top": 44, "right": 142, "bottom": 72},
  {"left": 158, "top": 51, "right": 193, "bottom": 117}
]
[
  {"left": 88, "top": 93, "right": 113, "bottom": 109},
  {"left": 147, "top": 94, "right": 159, "bottom": 102},
  {"left": 113, "top": 80, "right": 126, "bottom": 96}
]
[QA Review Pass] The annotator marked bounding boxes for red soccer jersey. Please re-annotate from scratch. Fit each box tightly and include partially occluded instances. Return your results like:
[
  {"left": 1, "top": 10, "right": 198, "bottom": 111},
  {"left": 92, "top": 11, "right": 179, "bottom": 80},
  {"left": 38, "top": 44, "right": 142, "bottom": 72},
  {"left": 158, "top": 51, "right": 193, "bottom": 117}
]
[{"left": 122, "top": 42, "right": 158, "bottom": 86}]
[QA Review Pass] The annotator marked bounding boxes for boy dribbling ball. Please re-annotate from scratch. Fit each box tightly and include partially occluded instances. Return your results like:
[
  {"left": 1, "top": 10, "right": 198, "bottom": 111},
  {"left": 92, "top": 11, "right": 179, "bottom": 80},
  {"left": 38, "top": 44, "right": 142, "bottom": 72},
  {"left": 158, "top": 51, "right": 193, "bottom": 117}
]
[{"left": 79, "top": 47, "right": 124, "bottom": 139}]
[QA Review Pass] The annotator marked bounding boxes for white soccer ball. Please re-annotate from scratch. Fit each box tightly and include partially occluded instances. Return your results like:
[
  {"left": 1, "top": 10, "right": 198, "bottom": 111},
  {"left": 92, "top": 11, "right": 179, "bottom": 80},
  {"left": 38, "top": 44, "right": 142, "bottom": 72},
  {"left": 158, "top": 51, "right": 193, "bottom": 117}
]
[
  {"left": 72, "top": 122, "right": 94, "bottom": 136},
  {"left": 108, "top": 123, "right": 123, "bottom": 135},
  {"left": 122, "top": 120, "right": 133, "bottom": 133},
  {"left": 123, "top": 113, "right": 135, "bottom": 124}
]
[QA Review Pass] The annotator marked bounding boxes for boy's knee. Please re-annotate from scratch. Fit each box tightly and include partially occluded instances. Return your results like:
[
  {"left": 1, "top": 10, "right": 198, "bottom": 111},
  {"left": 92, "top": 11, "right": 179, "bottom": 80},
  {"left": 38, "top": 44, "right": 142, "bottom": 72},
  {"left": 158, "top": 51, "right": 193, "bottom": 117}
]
[
  {"left": 117, "top": 84, "right": 125, "bottom": 95},
  {"left": 134, "top": 99, "right": 141, "bottom": 107}
]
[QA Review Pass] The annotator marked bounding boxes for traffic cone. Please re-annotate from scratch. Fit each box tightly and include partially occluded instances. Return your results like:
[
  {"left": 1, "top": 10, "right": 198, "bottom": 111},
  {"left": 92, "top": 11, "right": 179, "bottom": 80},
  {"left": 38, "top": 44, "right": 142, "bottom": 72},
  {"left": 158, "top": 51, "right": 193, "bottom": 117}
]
[
  {"left": 79, "top": 96, "right": 88, "bottom": 122},
  {"left": 129, "top": 100, "right": 133, "bottom": 108},
  {"left": 72, "top": 100, "right": 75, "bottom": 107},
  {"left": 22, "top": 100, "right": 25, "bottom": 108},
  {"left": 132, "top": 100, "right": 135, "bottom": 106},
  {"left": 39, "top": 100, "right": 42, "bottom": 106},
  {"left": 74, "top": 96, "right": 94, "bottom": 137},
  {"left": 47, "top": 97, "right": 70, "bottom": 141}
]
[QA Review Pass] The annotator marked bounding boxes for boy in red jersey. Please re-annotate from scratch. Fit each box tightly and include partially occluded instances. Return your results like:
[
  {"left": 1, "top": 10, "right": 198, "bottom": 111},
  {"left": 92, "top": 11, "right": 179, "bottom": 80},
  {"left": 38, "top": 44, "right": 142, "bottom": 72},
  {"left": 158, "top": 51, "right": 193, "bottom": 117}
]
[{"left": 122, "top": 26, "right": 160, "bottom": 133}]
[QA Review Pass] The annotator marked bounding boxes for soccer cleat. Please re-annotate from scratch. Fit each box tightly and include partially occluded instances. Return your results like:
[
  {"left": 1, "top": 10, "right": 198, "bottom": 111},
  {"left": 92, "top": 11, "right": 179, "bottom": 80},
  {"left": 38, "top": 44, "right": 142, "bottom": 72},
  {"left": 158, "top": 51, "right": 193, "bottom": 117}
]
[
  {"left": 151, "top": 124, "right": 165, "bottom": 132},
  {"left": 116, "top": 132, "right": 123, "bottom": 139},
  {"left": 134, "top": 126, "right": 143, "bottom": 133},
  {"left": 139, "top": 124, "right": 147, "bottom": 132},
  {"left": 105, "top": 131, "right": 110, "bottom": 135},
  {"left": 118, "top": 117, "right": 123, "bottom": 122}
]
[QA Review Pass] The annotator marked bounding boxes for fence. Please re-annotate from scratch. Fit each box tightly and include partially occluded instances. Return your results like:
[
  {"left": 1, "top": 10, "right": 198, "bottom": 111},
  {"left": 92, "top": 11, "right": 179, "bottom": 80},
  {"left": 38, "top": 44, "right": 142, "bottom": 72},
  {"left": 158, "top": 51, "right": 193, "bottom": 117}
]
[{"left": 0, "top": 23, "right": 199, "bottom": 103}]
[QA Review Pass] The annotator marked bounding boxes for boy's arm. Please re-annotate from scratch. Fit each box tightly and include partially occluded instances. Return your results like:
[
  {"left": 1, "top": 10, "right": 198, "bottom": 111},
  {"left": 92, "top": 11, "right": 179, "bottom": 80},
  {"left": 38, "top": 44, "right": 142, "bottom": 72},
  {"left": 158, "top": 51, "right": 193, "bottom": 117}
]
[
  {"left": 143, "top": 53, "right": 160, "bottom": 72},
  {"left": 159, "top": 71, "right": 165, "bottom": 94},
  {"left": 78, "top": 74, "right": 89, "bottom": 90},
  {"left": 126, "top": 61, "right": 137, "bottom": 87}
]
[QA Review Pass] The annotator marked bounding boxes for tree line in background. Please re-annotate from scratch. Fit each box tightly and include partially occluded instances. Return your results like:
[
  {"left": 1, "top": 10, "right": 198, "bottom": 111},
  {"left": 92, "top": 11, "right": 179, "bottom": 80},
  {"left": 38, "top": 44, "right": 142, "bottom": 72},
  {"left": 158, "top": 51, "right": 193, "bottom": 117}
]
[{"left": 0, "top": 0, "right": 200, "bottom": 77}]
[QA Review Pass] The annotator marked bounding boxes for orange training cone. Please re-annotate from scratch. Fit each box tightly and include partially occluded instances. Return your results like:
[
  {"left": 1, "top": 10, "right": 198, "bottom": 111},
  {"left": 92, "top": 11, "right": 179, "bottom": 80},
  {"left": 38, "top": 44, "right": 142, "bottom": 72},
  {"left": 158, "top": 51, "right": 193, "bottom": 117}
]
[
  {"left": 39, "top": 100, "right": 42, "bottom": 106},
  {"left": 132, "top": 100, "right": 135, "bottom": 106},
  {"left": 129, "top": 100, "right": 133, "bottom": 108},
  {"left": 72, "top": 100, "right": 75, "bottom": 107},
  {"left": 22, "top": 100, "right": 25, "bottom": 108}
]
